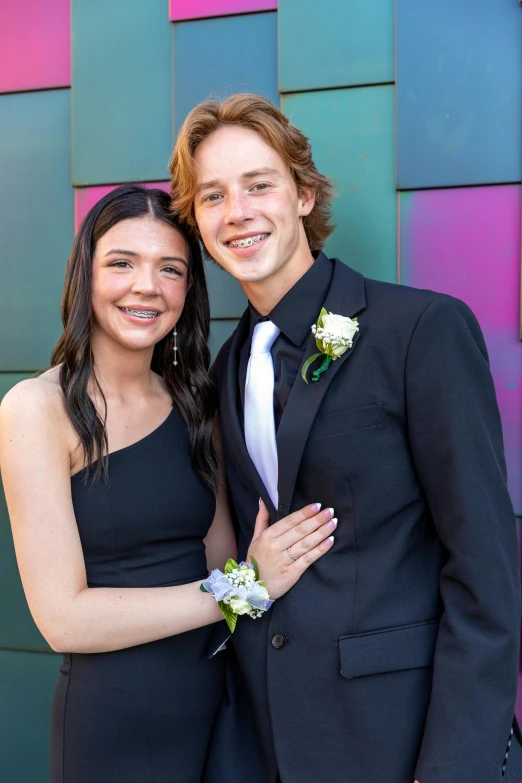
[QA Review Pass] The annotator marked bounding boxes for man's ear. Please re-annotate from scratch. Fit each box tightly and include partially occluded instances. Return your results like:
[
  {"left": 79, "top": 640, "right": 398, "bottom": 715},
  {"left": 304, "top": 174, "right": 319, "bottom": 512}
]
[{"left": 298, "top": 187, "right": 316, "bottom": 217}]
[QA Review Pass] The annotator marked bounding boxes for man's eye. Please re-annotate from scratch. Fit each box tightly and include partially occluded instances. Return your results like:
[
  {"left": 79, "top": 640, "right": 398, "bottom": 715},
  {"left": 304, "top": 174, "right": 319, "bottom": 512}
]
[
  {"left": 205, "top": 193, "right": 222, "bottom": 202},
  {"left": 252, "top": 183, "right": 269, "bottom": 191}
]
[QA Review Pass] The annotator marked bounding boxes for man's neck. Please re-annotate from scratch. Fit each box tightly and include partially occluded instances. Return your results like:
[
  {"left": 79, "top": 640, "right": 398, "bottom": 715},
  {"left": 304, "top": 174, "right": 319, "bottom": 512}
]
[{"left": 243, "top": 249, "right": 316, "bottom": 316}]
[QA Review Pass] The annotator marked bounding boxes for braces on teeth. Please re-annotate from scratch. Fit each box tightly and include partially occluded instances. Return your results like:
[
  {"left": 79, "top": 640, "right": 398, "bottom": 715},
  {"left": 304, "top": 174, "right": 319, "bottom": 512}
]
[{"left": 229, "top": 234, "right": 267, "bottom": 248}]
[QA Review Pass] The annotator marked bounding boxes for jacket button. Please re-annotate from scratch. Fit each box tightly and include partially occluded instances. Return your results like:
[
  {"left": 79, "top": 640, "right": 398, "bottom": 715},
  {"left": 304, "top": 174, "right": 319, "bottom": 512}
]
[{"left": 271, "top": 633, "right": 286, "bottom": 649}]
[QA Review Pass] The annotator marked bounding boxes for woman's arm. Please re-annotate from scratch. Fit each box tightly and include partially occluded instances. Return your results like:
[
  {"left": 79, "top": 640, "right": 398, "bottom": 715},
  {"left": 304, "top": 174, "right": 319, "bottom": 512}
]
[{"left": 0, "top": 381, "right": 334, "bottom": 655}]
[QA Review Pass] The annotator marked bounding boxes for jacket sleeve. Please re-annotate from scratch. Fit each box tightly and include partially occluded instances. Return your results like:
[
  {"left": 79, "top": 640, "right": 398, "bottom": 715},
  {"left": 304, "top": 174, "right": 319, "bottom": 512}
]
[{"left": 404, "top": 295, "right": 522, "bottom": 783}]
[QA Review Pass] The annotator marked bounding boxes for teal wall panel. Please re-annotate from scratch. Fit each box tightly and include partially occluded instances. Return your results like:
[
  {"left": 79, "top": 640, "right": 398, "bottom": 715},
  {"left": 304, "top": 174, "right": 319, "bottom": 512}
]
[
  {"left": 72, "top": 0, "right": 172, "bottom": 185},
  {"left": 205, "top": 261, "right": 247, "bottom": 320},
  {"left": 210, "top": 320, "right": 240, "bottom": 360},
  {"left": 0, "top": 89, "right": 73, "bottom": 371},
  {"left": 282, "top": 86, "right": 397, "bottom": 282},
  {"left": 172, "top": 12, "right": 279, "bottom": 135},
  {"left": 0, "top": 649, "right": 58, "bottom": 780},
  {"left": 279, "top": 0, "right": 394, "bottom": 92}
]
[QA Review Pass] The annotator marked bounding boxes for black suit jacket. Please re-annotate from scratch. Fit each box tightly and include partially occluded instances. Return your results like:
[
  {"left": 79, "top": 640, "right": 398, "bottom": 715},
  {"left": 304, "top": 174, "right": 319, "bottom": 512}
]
[{"left": 209, "top": 259, "right": 522, "bottom": 783}]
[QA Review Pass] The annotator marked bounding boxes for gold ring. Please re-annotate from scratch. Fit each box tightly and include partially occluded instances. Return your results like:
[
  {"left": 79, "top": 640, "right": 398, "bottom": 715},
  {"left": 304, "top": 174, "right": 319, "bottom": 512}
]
[{"left": 287, "top": 546, "right": 298, "bottom": 562}]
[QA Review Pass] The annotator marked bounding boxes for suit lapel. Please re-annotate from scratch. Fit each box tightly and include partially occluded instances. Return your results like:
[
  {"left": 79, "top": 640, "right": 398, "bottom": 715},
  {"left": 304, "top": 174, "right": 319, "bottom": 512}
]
[
  {"left": 276, "top": 260, "right": 367, "bottom": 518},
  {"left": 221, "top": 309, "right": 277, "bottom": 515}
]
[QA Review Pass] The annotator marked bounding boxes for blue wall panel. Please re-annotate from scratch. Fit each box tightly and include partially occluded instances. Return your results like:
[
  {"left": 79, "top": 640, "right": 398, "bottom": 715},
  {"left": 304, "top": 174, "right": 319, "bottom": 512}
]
[
  {"left": 0, "top": 89, "right": 73, "bottom": 371},
  {"left": 279, "top": 0, "right": 394, "bottom": 93},
  {"left": 283, "top": 86, "right": 397, "bottom": 282},
  {"left": 172, "top": 12, "right": 279, "bottom": 135},
  {"left": 205, "top": 261, "right": 247, "bottom": 320},
  {"left": 396, "top": 0, "right": 522, "bottom": 189},
  {"left": 210, "top": 320, "right": 240, "bottom": 360},
  {"left": 0, "top": 650, "right": 59, "bottom": 781},
  {"left": 72, "top": 0, "right": 172, "bottom": 185}
]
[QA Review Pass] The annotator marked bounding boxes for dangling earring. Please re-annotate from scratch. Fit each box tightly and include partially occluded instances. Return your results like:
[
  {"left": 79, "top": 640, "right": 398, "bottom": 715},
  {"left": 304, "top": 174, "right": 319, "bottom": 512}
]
[{"left": 172, "top": 328, "right": 178, "bottom": 367}]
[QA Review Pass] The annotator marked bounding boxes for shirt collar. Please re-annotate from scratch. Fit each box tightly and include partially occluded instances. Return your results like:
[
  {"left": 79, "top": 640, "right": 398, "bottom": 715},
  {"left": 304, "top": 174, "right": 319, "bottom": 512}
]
[{"left": 248, "top": 251, "right": 334, "bottom": 347}]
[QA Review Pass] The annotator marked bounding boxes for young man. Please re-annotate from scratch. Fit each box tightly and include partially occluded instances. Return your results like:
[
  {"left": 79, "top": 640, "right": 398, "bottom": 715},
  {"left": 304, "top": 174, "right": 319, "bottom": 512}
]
[{"left": 170, "top": 93, "right": 522, "bottom": 783}]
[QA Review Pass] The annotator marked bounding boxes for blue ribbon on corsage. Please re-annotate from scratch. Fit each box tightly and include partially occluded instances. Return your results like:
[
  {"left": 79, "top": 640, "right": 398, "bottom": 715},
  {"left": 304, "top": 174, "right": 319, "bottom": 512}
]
[{"left": 200, "top": 558, "right": 274, "bottom": 633}]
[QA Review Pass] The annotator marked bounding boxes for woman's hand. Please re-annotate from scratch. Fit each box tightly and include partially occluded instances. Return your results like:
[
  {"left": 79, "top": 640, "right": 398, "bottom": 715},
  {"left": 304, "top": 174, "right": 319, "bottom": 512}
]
[{"left": 247, "top": 500, "right": 336, "bottom": 600}]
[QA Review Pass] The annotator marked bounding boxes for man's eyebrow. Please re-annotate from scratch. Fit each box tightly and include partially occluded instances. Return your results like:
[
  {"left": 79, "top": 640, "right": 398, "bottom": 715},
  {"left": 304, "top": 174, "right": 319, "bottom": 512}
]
[
  {"left": 196, "top": 167, "right": 281, "bottom": 192},
  {"left": 242, "top": 167, "right": 281, "bottom": 179}
]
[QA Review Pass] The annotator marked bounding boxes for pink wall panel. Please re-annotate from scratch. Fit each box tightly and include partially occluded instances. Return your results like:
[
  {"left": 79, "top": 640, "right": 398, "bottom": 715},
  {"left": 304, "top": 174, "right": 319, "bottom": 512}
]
[
  {"left": 400, "top": 186, "right": 522, "bottom": 515},
  {"left": 0, "top": 0, "right": 70, "bottom": 93},
  {"left": 169, "top": 0, "right": 277, "bottom": 22},
  {"left": 75, "top": 182, "right": 171, "bottom": 231}
]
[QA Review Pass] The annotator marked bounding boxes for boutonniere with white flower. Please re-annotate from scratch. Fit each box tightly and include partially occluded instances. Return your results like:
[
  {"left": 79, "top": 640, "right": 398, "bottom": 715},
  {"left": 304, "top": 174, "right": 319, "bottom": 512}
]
[{"left": 301, "top": 308, "right": 359, "bottom": 383}]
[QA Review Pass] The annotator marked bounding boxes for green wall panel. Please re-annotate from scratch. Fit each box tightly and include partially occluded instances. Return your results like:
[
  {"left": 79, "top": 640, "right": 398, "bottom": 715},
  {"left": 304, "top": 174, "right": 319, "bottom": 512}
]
[
  {"left": 0, "top": 89, "right": 73, "bottom": 371},
  {"left": 72, "top": 0, "right": 172, "bottom": 185},
  {"left": 0, "top": 374, "right": 32, "bottom": 402},
  {"left": 172, "top": 12, "right": 279, "bottom": 135},
  {"left": 279, "top": 0, "right": 394, "bottom": 93},
  {"left": 210, "top": 320, "right": 240, "bottom": 360},
  {"left": 0, "top": 649, "right": 58, "bottom": 780},
  {"left": 206, "top": 260, "right": 247, "bottom": 320},
  {"left": 282, "top": 86, "right": 397, "bottom": 282}
]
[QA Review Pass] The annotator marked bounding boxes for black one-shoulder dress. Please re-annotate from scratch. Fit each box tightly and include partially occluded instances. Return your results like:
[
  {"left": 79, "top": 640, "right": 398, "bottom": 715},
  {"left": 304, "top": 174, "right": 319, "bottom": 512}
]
[{"left": 50, "top": 407, "right": 225, "bottom": 783}]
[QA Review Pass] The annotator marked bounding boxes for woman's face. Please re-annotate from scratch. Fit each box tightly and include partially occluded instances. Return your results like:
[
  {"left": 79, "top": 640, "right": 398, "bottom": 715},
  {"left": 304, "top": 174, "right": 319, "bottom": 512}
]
[{"left": 91, "top": 216, "right": 190, "bottom": 353}]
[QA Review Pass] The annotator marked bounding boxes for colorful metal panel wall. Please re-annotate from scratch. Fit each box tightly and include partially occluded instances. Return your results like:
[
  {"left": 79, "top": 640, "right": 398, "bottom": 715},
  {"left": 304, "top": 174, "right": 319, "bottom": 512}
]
[
  {"left": 0, "top": 0, "right": 70, "bottom": 93},
  {"left": 172, "top": 12, "right": 279, "bottom": 134},
  {"left": 279, "top": 0, "right": 394, "bottom": 92},
  {"left": 396, "top": 0, "right": 522, "bottom": 189},
  {"left": 169, "top": 0, "right": 277, "bottom": 21},
  {"left": 2, "top": 1, "right": 522, "bottom": 776},
  {"left": 400, "top": 186, "right": 522, "bottom": 514},
  {"left": 283, "top": 85, "right": 397, "bottom": 283}
]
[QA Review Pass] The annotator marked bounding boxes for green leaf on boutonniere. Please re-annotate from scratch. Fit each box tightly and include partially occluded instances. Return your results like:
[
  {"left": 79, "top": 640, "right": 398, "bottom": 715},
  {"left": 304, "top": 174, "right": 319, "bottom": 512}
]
[
  {"left": 301, "top": 352, "right": 322, "bottom": 384},
  {"left": 200, "top": 583, "right": 209, "bottom": 593},
  {"left": 224, "top": 558, "right": 238, "bottom": 575},
  {"left": 219, "top": 601, "right": 238, "bottom": 633}
]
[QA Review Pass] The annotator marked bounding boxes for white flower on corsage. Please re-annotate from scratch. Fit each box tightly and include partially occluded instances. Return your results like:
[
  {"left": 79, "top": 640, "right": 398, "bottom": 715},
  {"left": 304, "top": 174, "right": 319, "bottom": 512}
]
[
  {"left": 200, "top": 558, "right": 273, "bottom": 633},
  {"left": 301, "top": 307, "right": 359, "bottom": 383}
]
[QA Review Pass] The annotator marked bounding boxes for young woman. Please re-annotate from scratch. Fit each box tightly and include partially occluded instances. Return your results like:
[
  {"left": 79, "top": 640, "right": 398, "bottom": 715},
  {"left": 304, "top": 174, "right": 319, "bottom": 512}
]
[{"left": 0, "top": 186, "right": 336, "bottom": 783}]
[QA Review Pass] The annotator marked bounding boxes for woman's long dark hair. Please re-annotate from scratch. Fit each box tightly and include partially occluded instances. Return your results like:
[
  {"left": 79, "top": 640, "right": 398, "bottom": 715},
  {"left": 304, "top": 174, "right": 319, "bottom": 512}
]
[{"left": 51, "top": 184, "right": 218, "bottom": 491}]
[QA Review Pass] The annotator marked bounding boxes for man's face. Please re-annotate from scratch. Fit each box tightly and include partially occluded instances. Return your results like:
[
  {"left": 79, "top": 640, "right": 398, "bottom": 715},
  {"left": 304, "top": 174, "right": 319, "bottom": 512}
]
[{"left": 193, "top": 125, "right": 314, "bottom": 291}]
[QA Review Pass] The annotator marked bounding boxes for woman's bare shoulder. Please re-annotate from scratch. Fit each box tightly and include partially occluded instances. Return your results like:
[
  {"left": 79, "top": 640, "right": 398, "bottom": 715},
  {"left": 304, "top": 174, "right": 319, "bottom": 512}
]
[{"left": 0, "top": 367, "right": 65, "bottom": 426}]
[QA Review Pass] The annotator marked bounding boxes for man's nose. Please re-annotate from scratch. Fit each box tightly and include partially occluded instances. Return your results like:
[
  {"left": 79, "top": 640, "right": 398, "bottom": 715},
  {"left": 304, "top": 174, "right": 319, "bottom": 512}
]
[{"left": 224, "top": 190, "right": 254, "bottom": 224}]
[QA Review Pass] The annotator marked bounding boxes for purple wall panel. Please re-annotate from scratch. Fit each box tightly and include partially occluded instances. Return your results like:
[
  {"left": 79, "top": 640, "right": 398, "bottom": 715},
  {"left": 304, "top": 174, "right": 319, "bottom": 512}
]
[
  {"left": 400, "top": 186, "right": 522, "bottom": 515},
  {"left": 75, "top": 182, "right": 170, "bottom": 231},
  {"left": 0, "top": 0, "right": 70, "bottom": 93},
  {"left": 169, "top": 0, "right": 277, "bottom": 21}
]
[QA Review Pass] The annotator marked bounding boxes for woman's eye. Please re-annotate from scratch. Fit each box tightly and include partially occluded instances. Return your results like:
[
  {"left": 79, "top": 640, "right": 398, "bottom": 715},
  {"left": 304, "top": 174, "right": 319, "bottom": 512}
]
[
  {"left": 163, "top": 266, "right": 183, "bottom": 275},
  {"left": 108, "top": 260, "right": 130, "bottom": 268}
]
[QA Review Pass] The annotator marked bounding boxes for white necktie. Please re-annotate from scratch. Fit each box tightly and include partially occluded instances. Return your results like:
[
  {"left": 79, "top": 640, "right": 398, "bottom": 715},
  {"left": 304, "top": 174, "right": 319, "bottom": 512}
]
[{"left": 244, "top": 320, "right": 281, "bottom": 508}]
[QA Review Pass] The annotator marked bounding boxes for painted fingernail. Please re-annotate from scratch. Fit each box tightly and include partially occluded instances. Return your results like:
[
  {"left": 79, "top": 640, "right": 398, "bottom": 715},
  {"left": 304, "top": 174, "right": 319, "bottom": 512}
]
[
  {"left": 327, "top": 536, "right": 335, "bottom": 544},
  {"left": 310, "top": 502, "right": 322, "bottom": 513},
  {"left": 324, "top": 507, "right": 334, "bottom": 519},
  {"left": 327, "top": 518, "right": 338, "bottom": 530}
]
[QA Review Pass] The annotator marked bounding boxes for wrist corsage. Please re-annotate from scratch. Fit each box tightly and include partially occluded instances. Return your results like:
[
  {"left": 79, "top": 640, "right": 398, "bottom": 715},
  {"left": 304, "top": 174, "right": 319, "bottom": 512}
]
[{"left": 200, "top": 558, "right": 274, "bottom": 633}]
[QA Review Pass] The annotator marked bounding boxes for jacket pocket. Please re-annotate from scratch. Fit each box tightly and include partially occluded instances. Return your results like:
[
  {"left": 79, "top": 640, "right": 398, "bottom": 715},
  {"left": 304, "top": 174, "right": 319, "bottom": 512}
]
[
  {"left": 338, "top": 619, "right": 439, "bottom": 679},
  {"left": 309, "top": 403, "right": 382, "bottom": 440}
]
